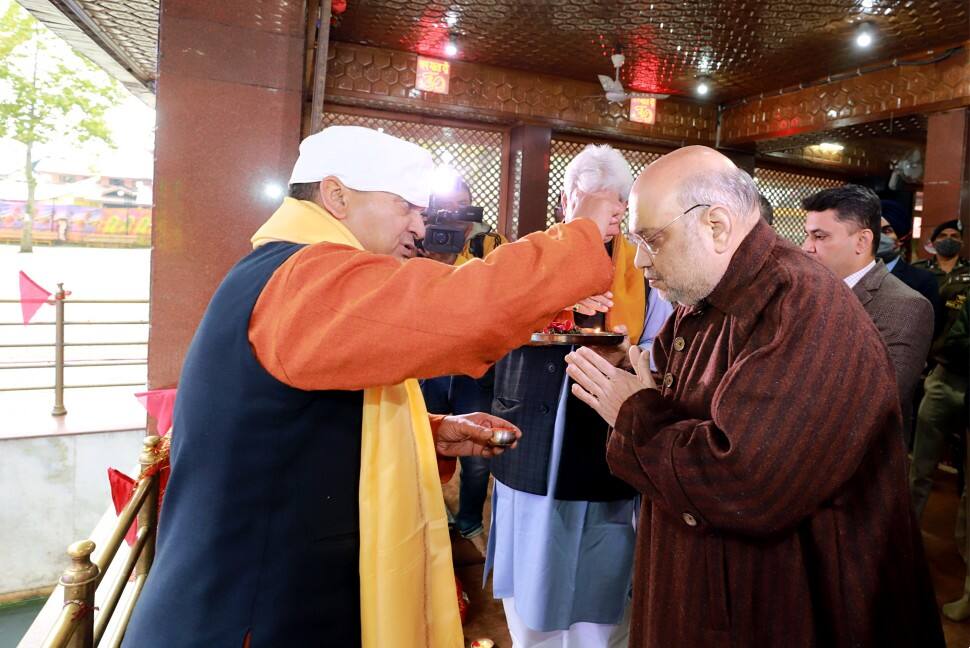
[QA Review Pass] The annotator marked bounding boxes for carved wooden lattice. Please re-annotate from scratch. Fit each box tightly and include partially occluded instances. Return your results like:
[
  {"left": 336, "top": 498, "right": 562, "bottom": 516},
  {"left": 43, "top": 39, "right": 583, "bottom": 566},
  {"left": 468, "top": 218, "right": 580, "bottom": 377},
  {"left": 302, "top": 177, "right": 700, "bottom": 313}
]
[
  {"left": 755, "top": 167, "right": 843, "bottom": 244},
  {"left": 320, "top": 111, "right": 504, "bottom": 230},
  {"left": 546, "top": 139, "right": 662, "bottom": 228}
]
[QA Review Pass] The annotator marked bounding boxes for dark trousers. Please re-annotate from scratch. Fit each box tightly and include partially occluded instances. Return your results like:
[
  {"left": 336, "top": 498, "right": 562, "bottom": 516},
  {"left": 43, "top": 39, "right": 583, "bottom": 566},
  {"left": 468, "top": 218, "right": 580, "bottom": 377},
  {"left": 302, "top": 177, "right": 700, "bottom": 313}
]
[{"left": 455, "top": 456, "right": 489, "bottom": 537}]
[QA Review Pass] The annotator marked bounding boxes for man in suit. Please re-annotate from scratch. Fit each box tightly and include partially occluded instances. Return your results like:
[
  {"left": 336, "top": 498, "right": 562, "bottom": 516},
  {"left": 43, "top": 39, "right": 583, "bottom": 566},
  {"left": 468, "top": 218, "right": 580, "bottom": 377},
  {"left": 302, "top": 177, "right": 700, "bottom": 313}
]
[
  {"left": 878, "top": 199, "right": 943, "bottom": 337},
  {"left": 802, "top": 185, "right": 934, "bottom": 442}
]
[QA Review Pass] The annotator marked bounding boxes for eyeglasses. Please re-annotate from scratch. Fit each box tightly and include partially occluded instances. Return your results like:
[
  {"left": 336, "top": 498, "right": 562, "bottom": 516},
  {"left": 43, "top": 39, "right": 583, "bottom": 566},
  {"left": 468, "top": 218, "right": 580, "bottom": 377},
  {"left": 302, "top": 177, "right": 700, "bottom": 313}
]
[{"left": 628, "top": 203, "right": 711, "bottom": 256}]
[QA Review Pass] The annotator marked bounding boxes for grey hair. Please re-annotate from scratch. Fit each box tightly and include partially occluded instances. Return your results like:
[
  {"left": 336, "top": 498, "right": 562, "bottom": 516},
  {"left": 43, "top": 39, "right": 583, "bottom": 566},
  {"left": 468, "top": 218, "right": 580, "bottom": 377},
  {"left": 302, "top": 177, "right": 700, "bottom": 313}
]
[
  {"left": 678, "top": 167, "right": 761, "bottom": 223},
  {"left": 563, "top": 144, "right": 634, "bottom": 200}
]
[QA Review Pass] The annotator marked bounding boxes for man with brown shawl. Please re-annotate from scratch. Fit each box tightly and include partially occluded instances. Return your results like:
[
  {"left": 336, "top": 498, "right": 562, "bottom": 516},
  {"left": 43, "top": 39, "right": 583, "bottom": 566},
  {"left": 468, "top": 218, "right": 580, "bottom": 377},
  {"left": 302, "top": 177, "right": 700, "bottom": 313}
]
[{"left": 565, "top": 146, "right": 944, "bottom": 647}]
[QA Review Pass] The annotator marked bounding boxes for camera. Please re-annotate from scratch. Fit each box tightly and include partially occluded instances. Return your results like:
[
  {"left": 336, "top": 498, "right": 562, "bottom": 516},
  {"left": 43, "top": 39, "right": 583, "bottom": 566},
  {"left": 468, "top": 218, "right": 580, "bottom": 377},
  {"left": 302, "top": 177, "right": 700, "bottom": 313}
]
[{"left": 420, "top": 206, "right": 484, "bottom": 254}]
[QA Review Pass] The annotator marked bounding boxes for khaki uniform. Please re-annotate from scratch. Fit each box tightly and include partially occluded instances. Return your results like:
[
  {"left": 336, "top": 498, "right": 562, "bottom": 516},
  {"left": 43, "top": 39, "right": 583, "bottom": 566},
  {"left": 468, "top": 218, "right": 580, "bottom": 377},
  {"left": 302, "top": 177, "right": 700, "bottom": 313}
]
[{"left": 910, "top": 257, "right": 970, "bottom": 518}]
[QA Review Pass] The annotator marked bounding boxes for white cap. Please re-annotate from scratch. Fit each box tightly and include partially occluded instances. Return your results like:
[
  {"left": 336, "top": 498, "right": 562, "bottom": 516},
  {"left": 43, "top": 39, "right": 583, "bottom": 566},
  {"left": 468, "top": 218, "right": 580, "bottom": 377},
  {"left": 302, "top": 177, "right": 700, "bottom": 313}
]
[{"left": 289, "top": 126, "right": 435, "bottom": 208}]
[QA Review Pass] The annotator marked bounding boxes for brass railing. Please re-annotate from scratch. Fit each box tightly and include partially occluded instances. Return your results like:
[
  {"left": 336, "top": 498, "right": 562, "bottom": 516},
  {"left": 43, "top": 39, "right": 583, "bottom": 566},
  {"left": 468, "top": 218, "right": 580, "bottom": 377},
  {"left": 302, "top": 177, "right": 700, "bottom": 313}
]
[
  {"left": 0, "top": 287, "right": 148, "bottom": 415},
  {"left": 40, "top": 436, "right": 162, "bottom": 648}
]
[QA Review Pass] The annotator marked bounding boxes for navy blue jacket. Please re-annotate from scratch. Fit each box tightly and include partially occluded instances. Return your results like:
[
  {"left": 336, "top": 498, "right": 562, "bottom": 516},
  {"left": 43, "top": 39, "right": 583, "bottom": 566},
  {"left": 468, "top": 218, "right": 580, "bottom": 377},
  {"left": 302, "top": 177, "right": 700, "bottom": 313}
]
[
  {"left": 489, "top": 345, "right": 636, "bottom": 501},
  {"left": 124, "top": 242, "right": 364, "bottom": 647}
]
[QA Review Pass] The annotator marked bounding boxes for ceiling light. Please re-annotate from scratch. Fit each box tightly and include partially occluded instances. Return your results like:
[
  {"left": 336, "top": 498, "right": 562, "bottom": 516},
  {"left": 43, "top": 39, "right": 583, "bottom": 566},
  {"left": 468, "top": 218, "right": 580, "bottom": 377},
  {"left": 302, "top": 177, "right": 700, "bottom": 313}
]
[
  {"left": 696, "top": 77, "right": 710, "bottom": 96},
  {"left": 827, "top": 109, "right": 838, "bottom": 118},
  {"left": 861, "top": 0, "right": 874, "bottom": 8},
  {"left": 855, "top": 23, "right": 875, "bottom": 48},
  {"left": 818, "top": 142, "right": 845, "bottom": 152},
  {"left": 444, "top": 10, "right": 459, "bottom": 28},
  {"left": 444, "top": 37, "right": 458, "bottom": 58}
]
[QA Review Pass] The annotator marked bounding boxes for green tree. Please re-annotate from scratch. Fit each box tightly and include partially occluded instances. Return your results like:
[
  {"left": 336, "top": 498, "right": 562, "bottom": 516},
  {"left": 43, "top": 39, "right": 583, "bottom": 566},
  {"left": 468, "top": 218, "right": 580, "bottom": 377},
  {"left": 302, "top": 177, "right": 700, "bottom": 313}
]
[{"left": 0, "top": 1, "right": 123, "bottom": 252}]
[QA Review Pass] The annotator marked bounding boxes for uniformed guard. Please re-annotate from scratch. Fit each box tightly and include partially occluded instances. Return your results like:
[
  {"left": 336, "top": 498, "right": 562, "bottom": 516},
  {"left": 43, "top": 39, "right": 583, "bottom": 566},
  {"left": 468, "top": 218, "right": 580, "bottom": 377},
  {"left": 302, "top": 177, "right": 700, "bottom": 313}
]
[{"left": 910, "top": 218, "right": 970, "bottom": 520}]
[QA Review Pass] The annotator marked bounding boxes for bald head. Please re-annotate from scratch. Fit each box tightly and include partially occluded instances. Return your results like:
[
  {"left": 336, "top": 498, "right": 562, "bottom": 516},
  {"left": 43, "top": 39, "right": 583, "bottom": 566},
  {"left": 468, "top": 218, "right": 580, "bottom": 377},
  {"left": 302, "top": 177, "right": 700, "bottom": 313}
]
[
  {"left": 627, "top": 146, "right": 762, "bottom": 306},
  {"left": 632, "top": 146, "right": 760, "bottom": 233},
  {"left": 633, "top": 146, "right": 736, "bottom": 195}
]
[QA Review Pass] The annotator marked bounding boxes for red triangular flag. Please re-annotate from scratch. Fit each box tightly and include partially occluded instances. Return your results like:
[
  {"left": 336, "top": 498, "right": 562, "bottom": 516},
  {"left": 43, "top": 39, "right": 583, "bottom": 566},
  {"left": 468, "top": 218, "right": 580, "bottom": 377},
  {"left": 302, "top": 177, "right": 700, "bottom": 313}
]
[
  {"left": 107, "top": 468, "right": 138, "bottom": 545},
  {"left": 135, "top": 388, "right": 177, "bottom": 436},
  {"left": 18, "top": 271, "right": 51, "bottom": 325}
]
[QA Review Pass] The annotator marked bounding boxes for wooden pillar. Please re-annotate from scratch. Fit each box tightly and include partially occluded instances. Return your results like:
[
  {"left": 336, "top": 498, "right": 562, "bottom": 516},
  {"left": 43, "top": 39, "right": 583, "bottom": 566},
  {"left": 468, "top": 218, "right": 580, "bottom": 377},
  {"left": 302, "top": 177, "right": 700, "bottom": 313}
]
[
  {"left": 920, "top": 108, "right": 970, "bottom": 253},
  {"left": 508, "top": 125, "right": 552, "bottom": 239},
  {"left": 148, "top": 0, "right": 305, "bottom": 389}
]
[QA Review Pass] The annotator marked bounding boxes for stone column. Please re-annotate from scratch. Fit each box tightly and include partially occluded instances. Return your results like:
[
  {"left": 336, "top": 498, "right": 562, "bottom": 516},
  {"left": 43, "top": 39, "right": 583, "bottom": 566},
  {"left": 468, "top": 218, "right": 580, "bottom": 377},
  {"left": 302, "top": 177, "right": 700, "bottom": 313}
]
[{"left": 148, "top": 0, "right": 306, "bottom": 389}]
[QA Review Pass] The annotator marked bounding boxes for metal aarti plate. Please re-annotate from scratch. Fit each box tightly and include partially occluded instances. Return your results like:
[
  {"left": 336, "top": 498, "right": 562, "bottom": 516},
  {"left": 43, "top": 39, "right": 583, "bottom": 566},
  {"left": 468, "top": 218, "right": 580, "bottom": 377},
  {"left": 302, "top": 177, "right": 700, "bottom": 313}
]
[{"left": 529, "top": 332, "right": 624, "bottom": 347}]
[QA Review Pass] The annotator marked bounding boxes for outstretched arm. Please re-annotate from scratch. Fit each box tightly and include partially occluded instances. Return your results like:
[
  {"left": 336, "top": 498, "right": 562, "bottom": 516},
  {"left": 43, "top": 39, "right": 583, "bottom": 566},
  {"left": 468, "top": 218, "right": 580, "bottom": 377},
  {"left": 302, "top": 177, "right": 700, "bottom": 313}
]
[{"left": 250, "top": 220, "right": 613, "bottom": 391}]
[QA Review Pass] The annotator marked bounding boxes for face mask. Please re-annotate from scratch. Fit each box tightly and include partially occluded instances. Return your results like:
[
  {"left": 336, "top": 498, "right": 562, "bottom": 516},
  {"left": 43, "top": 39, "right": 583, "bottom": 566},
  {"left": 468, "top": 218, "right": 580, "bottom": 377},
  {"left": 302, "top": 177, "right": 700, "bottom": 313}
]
[
  {"left": 876, "top": 233, "right": 899, "bottom": 262},
  {"left": 934, "top": 237, "right": 962, "bottom": 259}
]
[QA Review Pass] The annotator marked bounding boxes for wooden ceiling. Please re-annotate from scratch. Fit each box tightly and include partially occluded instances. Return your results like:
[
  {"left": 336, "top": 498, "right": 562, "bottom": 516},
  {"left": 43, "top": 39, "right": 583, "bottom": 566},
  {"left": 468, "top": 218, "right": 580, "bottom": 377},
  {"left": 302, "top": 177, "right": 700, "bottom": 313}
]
[{"left": 333, "top": 0, "right": 969, "bottom": 101}]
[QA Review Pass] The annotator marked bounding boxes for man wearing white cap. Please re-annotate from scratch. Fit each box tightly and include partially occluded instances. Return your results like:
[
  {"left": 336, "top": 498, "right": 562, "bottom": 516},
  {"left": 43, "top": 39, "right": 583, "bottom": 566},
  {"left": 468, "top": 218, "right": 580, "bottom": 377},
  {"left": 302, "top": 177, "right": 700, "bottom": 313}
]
[{"left": 123, "top": 126, "right": 623, "bottom": 648}]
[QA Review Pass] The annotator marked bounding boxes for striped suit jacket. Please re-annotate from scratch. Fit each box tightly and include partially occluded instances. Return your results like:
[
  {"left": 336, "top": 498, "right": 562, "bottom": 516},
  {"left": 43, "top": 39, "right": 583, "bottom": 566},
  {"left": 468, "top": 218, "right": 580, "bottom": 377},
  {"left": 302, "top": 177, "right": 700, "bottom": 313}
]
[{"left": 607, "top": 220, "right": 943, "bottom": 648}]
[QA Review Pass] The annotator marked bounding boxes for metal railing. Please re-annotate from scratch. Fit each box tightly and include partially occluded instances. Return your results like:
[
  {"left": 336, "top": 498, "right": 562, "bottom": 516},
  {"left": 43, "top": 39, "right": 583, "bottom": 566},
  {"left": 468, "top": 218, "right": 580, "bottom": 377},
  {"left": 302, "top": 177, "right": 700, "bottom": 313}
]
[
  {"left": 40, "top": 435, "right": 162, "bottom": 648},
  {"left": 0, "top": 285, "right": 148, "bottom": 415}
]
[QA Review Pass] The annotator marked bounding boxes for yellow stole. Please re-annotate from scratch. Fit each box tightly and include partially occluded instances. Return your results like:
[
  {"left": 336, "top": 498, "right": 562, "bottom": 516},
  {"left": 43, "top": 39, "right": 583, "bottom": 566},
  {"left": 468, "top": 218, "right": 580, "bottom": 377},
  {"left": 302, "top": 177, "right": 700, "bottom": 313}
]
[
  {"left": 252, "top": 198, "right": 463, "bottom": 648},
  {"left": 605, "top": 235, "right": 646, "bottom": 341},
  {"left": 556, "top": 236, "right": 645, "bottom": 340}
]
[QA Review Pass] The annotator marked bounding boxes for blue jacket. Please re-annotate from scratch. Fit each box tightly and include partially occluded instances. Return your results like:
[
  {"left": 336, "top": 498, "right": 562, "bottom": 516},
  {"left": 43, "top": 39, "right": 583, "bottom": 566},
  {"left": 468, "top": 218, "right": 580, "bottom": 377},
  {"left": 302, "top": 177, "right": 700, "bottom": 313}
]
[
  {"left": 891, "top": 258, "right": 943, "bottom": 338},
  {"left": 124, "top": 242, "right": 364, "bottom": 647}
]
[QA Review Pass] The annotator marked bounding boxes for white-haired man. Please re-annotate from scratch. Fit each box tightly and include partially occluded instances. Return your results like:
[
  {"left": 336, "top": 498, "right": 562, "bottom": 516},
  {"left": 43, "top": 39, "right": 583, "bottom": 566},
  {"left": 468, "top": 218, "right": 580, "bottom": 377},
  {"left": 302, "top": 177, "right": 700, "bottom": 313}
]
[
  {"left": 486, "top": 144, "right": 673, "bottom": 647},
  {"left": 565, "top": 146, "right": 943, "bottom": 647}
]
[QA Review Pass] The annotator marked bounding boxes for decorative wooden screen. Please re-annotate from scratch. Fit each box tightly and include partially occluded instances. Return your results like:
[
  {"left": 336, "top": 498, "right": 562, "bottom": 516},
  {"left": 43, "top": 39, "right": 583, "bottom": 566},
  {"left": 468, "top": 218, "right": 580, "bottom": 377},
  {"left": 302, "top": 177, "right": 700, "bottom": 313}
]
[
  {"left": 754, "top": 167, "right": 844, "bottom": 244},
  {"left": 320, "top": 111, "right": 505, "bottom": 231}
]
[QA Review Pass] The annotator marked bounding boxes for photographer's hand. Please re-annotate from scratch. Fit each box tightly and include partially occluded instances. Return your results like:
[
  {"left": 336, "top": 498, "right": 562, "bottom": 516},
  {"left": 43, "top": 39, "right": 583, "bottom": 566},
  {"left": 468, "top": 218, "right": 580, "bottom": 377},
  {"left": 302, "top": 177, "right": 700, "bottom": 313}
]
[{"left": 570, "top": 191, "right": 626, "bottom": 241}]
